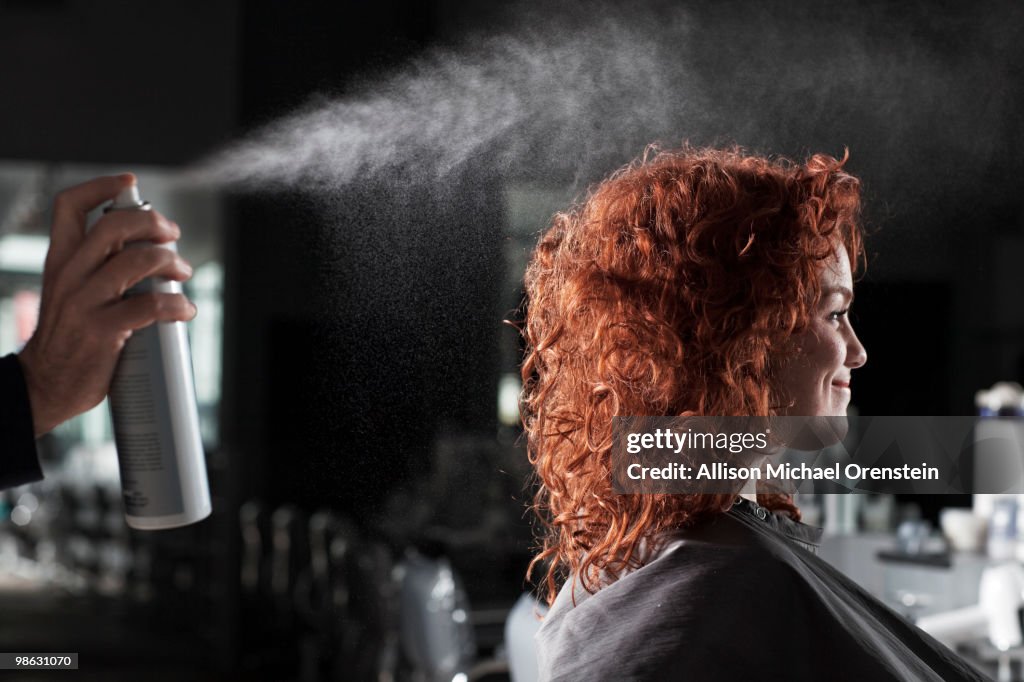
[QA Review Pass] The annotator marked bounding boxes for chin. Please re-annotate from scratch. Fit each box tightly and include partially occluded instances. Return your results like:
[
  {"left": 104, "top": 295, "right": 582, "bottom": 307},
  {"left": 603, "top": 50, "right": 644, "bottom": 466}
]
[
  {"left": 825, "top": 403, "right": 849, "bottom": 417},
  {"left": 781, "top": 416, "right": 848, "bottom": 450},
  {"left": 822, "top": 414, "right": 850, "bottom": 440}
]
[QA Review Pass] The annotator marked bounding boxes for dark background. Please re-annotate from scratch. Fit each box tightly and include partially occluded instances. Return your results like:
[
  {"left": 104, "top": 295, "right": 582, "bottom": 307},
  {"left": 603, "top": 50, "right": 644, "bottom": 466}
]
[{"left": 0, "top": 0, "right": 1022, "bottom": 677}]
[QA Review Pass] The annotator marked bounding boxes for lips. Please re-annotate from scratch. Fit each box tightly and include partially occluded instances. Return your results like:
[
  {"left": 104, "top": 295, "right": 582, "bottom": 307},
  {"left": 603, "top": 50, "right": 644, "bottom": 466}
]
[{"left": 832, "top": 379, "right": 851, "bottom": 389}]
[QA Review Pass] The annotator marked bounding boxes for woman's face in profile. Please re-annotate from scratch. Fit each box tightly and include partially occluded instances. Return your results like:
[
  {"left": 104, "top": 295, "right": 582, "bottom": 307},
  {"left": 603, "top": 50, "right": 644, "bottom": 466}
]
[{"left": 776, "top": 246, "right": 868, "bottom": 417}]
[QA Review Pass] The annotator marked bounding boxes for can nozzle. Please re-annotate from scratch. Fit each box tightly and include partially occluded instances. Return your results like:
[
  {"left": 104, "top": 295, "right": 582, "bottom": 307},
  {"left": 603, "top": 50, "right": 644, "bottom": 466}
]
[{"left": 109, "top": 184, "right": 150, "bottom": 211}]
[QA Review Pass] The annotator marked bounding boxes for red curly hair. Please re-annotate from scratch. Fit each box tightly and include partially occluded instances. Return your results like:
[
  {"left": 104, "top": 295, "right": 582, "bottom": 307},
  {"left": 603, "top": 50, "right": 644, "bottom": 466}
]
[{"left": 521, "top": 145, "right": 864, "bottom": 604}]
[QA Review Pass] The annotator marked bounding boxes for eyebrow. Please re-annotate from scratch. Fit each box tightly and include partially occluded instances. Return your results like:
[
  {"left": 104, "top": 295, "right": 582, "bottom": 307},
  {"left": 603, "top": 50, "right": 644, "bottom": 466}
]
[{"left": 821, "top": 286, "right": 855, "bottom": 303}]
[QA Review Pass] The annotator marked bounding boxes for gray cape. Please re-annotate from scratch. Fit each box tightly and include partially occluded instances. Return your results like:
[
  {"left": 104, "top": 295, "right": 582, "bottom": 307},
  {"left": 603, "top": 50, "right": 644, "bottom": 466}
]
[{"left": 536, "top": 498, "right": 988, "bottom": 681}]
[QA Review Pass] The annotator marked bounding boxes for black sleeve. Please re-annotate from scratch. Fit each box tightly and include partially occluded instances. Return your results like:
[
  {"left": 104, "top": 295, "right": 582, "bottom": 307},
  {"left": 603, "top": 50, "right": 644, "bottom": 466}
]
[{"left": 0, "top": 353, "right": 43, "bottom": 489}]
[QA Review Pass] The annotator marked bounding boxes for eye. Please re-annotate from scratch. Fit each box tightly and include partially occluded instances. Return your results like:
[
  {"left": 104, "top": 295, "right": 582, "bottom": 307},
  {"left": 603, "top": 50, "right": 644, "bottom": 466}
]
[{"left": 828, "top": 309, "right": 849, "bottom": 323}]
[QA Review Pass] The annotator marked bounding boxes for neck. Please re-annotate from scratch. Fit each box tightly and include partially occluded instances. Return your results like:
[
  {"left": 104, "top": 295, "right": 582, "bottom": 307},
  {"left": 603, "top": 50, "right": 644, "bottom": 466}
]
[
  {"left": 738, "top": 477, "right": 758, "bottom": 503},
  {"left": 738, "top": 453, "right": 770, "bottom": 502}
]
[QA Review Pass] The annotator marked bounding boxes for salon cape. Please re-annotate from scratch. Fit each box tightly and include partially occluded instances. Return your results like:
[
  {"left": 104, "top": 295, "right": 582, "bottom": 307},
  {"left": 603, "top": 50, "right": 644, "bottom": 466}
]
[{"left": 536, "top": 498, "right": 987, "bottom": 681}]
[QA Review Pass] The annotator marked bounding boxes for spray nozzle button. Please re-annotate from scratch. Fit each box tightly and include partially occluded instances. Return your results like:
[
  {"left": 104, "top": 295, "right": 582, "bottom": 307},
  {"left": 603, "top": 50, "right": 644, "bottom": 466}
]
[{"left": 109, "top": 184, "right": 149, "bottom": 211}]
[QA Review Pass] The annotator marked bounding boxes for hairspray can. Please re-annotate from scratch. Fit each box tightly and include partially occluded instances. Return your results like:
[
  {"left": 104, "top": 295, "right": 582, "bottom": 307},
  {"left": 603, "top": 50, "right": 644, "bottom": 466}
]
[{"left": 104, "top": 184, "right": 211, "bottom": 530}]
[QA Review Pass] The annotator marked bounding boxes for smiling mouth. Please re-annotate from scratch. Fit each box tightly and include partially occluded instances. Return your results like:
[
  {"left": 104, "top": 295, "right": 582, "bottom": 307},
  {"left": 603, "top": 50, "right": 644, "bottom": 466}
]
[{"left": 832, "top": 380, "right": 851, "bottom": 389}]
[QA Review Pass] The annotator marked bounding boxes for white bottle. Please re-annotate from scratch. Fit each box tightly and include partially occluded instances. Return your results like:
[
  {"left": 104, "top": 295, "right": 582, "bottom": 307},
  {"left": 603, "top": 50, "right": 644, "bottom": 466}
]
[{"left": 105, "top": 184, "right": 212, "bottom": 530}]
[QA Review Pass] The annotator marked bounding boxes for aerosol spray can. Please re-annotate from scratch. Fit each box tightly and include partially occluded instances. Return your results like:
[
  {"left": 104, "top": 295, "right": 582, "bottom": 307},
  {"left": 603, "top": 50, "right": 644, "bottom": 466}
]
[{"left": 104, "top": 184, "right": 211, "bottom": 530}]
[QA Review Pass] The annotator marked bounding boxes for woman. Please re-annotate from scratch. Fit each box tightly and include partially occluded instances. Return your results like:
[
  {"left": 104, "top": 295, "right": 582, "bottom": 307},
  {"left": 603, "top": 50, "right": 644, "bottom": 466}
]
[{"left": 520, "top": 147, "right": 985, "bottom": 680}]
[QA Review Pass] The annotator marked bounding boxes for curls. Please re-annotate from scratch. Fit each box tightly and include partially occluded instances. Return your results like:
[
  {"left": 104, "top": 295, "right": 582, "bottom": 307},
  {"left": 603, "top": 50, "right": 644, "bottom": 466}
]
[{"left": 521, "top": 145, "right": 863, "bottom": 604}]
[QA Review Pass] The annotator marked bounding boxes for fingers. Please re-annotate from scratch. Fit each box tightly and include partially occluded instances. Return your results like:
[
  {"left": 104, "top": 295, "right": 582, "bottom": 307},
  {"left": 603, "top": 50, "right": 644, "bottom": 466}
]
[
  {"left": 105, "top": 293, "right": 197, "bottom": 332},
  {"left": 61, "top": 209, "right": 181, "bottom": 286},
  {"left": 48, "top": 174, "right": 136, "bottom": 272},
  {"left": 82, "top": 245, "right": 193, "bottom": 304},
  {"left": 25, "top": 177, "right": 196, "bottom": 435}
]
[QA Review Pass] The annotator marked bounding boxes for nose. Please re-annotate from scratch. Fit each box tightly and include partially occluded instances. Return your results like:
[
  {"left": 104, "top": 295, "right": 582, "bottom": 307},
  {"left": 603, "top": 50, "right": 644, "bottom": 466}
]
[{"left": 846, "top": 327, "right": 867, "bottom": 369}]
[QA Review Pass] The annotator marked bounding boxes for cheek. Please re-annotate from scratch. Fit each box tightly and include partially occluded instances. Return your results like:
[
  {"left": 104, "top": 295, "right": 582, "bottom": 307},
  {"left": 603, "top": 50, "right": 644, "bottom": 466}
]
[
  {"left": 799, "top": 327, "right": 846, "bottom": 378},
  {"left": 779, "top": 329, "right": 845, "bottom": 399},
  {"left": 774, "top": 328, "right": 848, "bottom": 414},
  {"left": 775, "top": 354, "right": 815, "bottom": 405}
]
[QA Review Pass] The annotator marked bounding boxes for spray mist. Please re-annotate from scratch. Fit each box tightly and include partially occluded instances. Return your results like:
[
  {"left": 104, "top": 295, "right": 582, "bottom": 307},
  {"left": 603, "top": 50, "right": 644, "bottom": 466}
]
[{"left": 104, "top": 184, "right": 211, "bottom": 530}]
